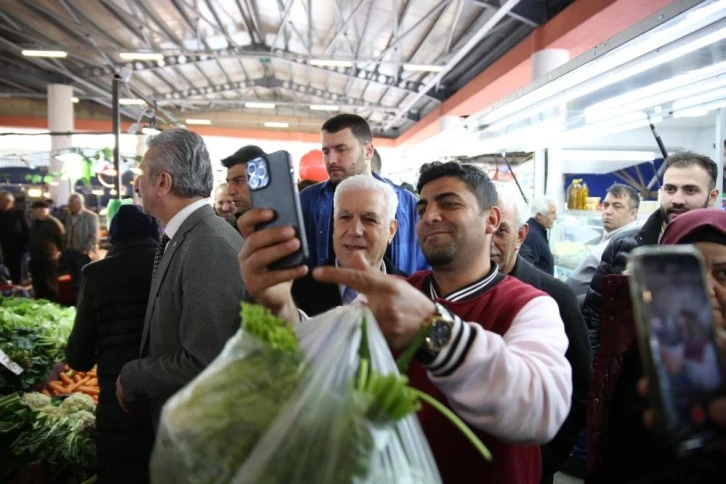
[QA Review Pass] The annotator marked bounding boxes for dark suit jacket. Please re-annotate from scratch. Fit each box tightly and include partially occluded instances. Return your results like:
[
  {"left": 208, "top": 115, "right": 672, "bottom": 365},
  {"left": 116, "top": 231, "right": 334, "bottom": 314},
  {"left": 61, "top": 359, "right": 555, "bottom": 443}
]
[
  {"left": 120, "top": 204, "right": 246, "bottom": 430},
  {"left": 510, "top": 255, "right": 591, "bottom": 479},
  {"left": 292, "top": 256, "right": 405, "bottom": 317},
  {"left": 521, "top": 217, "right": 555, "bottom": 275}
]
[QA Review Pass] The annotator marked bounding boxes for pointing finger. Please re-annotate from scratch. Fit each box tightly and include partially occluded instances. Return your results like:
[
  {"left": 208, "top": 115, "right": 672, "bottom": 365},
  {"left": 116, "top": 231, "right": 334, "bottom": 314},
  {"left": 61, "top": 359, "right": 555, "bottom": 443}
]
[{"left": 312, "top": 264, "right": 382, "bottom": 294}]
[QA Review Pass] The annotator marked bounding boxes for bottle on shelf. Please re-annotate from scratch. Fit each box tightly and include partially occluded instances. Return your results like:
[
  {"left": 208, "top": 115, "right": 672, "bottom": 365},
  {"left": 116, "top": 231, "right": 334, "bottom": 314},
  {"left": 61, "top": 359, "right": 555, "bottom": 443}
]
[
  {"left": 567, "top": 179, "right": 581, "bottom": 210},
  {"left": 581, "top": 181, "right": 589, "bottom": 210}
]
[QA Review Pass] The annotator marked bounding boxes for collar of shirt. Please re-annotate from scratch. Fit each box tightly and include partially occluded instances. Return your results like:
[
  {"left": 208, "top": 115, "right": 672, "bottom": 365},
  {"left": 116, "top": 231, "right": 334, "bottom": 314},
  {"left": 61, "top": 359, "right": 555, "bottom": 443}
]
[
  {"left": 427, "top": 262, "right": 502, "bottom": 302},
  {"left": 335, "top": 258, "right": 386, "bottom": 299},
  {"left": 164, "top": 199, "right": 209, "bottom": 240},
  {"left": 601, "top": 219, "right": 640, "bottom": 243}
]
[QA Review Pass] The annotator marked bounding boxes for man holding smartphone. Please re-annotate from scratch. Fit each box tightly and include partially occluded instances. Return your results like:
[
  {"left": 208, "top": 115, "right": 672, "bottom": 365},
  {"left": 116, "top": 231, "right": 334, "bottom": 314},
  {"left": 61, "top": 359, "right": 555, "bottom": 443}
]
[
  {"left": 222, "top": 144, "right": 266, "bottom": 227},
  {"left": 299, "top": 113, "right": 426, "bottom": 275},
  {"left": 238, "top": 161, "right": 572, "bottom": 483}
]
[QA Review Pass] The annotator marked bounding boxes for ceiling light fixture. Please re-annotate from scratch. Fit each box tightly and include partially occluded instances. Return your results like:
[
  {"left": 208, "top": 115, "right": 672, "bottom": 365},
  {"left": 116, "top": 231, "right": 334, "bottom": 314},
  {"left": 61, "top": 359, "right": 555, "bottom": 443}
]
[
  {"left": 142, "top": 126, "right": 161, "bottom": 135},
  {"left": 245, "top": 102, "right": 276, "bottom": 109},
  {"left": 21, "top": 50, "right": 67, "bottom": 58},
  {"left": 309, "top": 104, "right": 340, "bottom": 111},
  {"left": 119, "top": 98, "right": 146, "bottom": 106},
  {"left": 119, "top": 52, "right": 164, "bottom": 61},
  {"left": 402, "top": 64, "right": 445, "bottom": 72},
  {"left": 71, "top": 97, "right": 79, "bottom": 103},
  {"left": 185, "top": 119, "right": 212, "bottom": 125},
  {"left": 309, "top": 59, "right": 353, "bottom": 68},
  {"left": 264, "top": 121, "right": 289, "bottom": 128}
]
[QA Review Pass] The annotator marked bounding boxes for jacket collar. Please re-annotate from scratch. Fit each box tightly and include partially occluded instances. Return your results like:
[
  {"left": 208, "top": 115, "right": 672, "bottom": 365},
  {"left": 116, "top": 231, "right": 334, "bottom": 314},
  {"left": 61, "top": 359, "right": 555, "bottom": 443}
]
[
  {"left": 528, "top": 217, "right": 548, "bottom": 237},
  {"left": 320, "top": 172, "right": 390, "bottom": 193},
  {"left": 637, "top": 209, "right": 666, "bottom": 245},
  {"left": 425, "top": 263, "right": 503, "bottom": 302}
]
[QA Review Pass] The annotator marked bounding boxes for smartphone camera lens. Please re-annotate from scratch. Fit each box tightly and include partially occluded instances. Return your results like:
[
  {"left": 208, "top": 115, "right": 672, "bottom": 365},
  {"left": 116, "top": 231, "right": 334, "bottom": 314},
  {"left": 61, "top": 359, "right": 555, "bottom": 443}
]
[
  {"left": 256, "top": 165, "right": 267, "bottom": 180},
  {"left": 249, "top": 176, "right": 259, "bottom": 189},
  {"left": 247, "top": 163, "right": 257, "bottom": 176}
]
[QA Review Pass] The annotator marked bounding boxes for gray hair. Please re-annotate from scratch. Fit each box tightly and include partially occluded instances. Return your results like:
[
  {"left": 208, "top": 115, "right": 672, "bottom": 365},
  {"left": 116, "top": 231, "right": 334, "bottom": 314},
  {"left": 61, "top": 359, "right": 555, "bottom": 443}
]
[
  {"left": 495, "top": 183, "right": 529, "bottom": 228},
  {"left": 530, "top": 196, "right": 556, "bottom": 218},
  {"left": 334, "top": 175, "right": 398, "bottom": 223},
  {"left": 606, "top": 183, "right": 640, "bottom": 210},
  {"left": 146, "top": 129, "right": 213, "bottom": 198},
  {"left": 69, "top": 192, "right": 85, "bottom": 205}
]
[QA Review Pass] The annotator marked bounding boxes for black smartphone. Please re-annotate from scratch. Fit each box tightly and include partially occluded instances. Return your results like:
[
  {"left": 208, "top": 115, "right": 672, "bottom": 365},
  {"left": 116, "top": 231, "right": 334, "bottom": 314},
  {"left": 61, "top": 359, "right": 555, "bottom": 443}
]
[
  {"left": 628, "top": 245, "right": 726, "bottom": 454},
  {"left": 247, "top": 150, "right": 309, "bottom": 270}
]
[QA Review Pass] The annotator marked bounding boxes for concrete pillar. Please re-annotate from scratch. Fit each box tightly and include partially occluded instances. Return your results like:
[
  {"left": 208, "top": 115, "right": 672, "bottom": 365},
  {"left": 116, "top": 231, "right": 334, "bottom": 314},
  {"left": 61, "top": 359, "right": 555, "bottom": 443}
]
[
  {"left": 546, "top": 145, "right": 565, "bottom": 210},
  {"left": 533, "top": 150, "right": 547, "bottom": 198},
  {"left": 47, "top": 84, "right": 74, "bottom": 204}
]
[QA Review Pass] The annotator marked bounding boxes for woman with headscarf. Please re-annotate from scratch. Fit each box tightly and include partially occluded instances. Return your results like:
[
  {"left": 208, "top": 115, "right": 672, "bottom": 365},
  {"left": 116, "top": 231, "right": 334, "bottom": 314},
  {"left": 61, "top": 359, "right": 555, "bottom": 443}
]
[
  {"left": 588, "top": 208, "right": 726, "bottom": 483},
  {"left": 65, "top": 205, "right": 159, "bottom": 484}
]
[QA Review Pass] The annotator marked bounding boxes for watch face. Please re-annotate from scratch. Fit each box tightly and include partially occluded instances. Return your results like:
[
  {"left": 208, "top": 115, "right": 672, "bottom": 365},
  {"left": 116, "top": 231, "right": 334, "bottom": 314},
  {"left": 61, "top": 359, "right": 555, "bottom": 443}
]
[{"left": 429, "top": 319, "right": 452, "bottom": 349}]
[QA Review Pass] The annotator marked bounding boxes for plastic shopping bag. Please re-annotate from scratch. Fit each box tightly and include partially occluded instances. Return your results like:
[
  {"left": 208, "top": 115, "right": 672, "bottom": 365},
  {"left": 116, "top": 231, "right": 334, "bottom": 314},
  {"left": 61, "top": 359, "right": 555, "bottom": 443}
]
[{"left": 150, "top": 303, "right": 441, "bottom": 484}]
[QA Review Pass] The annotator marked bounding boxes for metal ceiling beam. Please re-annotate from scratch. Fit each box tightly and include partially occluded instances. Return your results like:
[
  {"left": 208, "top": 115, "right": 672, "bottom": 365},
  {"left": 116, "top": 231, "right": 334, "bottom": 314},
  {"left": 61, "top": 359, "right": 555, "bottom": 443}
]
[
  {"left": 81, "top": 48, "right": 434, "bottom": 99},
  {"left": 322, "top": 0, "right": 369, "bottom": 55},
  {"left": 238, "top": 0, "right": 265, "bottom": 45},
  {"left": 384, "top": 0, "right": 522, "bottom": 130},
  {"left": 153, "top": 75, "right": 417, "bottom": 120},
  {"left": 271, "top": 0, "right": 296, "bottom": 50},
  {"left": 97, "top": 0, "right": 149, "bottom": 45},
  {"left": 470, "top": 0, "right": 538, "bottom": 27}
]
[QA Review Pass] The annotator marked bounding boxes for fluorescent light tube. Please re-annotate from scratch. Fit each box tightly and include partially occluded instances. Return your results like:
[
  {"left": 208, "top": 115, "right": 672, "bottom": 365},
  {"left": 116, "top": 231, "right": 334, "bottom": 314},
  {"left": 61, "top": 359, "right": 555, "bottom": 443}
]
[
  {"left": 245, "top": 102, "right": 276, "bottom": 109},
  {"left": 119, "top": 98, "right": 146, "bottom": 106},
  {"left": 22, "top": 50, "right": 67, "bottom": 58},
  {"left": 309, "top": 104, "right": 340, "bottom": 111},
  {"left": 119, "top": 52, "right": 164, "bottom": 61},
  {"left": 142, "top": 127, "right": 161, "bottom": 135},
  {"left": 403, "top": 64, "right": 445, "bottom": 72},
  {"left": 264, "top": 121, "right": 289, "bottom": 128},
  {"left": 185, "top": 119, "right": 212, "bottom": 125},
  {"left": 310, "top": 59, "right": 353, "bottom": 68},
  {"left": 71, "top": 97, "right": 79, "bottom": 103}
]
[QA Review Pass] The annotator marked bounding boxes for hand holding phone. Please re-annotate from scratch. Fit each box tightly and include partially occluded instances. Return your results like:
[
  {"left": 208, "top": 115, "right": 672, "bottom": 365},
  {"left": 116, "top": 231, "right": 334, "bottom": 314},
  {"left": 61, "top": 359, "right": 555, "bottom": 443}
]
[
  {"left": 246, "top": 150, "right": 309, "bottom": 270},
  {"left": 628, "top": 246, "right": 726, "bottom": 454}
]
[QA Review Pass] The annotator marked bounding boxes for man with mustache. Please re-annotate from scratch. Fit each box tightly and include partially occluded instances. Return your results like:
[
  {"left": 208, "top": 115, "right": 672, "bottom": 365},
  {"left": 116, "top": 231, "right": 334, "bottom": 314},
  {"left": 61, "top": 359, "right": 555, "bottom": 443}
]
[
  {"left": 238, "top": 161, "right": 572, "bottom": 483},
  {"left": 583, "top": 152, "right": 720, "bottom": 358},
  {"left": 567, "top": 184, "right": 640, "bottom": 303}
]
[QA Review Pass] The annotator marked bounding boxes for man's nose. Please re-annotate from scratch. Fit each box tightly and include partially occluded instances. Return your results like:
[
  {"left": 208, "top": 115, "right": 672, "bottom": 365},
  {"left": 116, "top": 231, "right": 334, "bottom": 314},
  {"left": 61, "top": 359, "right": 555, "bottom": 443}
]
[
  {"left": 421, "top": 207, "right": 441, "bottom": 224},
  {"left": 672, "top": 190, "right": 686, "bottom": 204}
]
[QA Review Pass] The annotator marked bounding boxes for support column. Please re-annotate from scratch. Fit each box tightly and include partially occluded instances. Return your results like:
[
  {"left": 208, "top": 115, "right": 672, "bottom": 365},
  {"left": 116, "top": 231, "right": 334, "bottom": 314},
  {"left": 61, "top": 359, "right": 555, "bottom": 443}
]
[
  {"left": 546, "top": 145, "right": 565, "bottom": 209},
  {"left": 715, "top": 108, "right": 725, "bottom": 207},
  {"left": 534, "top": 149, "right": 547, "bottom": 198},
  {"left": 47, "top": 84, "right": 74, "bottom": 204}
]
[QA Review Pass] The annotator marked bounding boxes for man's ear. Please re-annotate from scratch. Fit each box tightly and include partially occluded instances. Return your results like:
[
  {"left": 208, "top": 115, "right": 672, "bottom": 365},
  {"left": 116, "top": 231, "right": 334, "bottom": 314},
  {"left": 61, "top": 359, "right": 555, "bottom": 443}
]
[
  {"left": 516, "top": 223, "right": 529, "bottom": 248},
  {"left": 485, "top": 206, "right": 502, "bottom": 235},
  {"left": 709, "top": 188, "right": 720, "bottom": 207},
  {"left": 388, "top": 219, "right": 398, "bottom": 244},
  {"left": 364, "top": 142, "right": 375, "bottom": 163},
  {"left": 157, "top": 172, "right": 173, "bottom": 197}
]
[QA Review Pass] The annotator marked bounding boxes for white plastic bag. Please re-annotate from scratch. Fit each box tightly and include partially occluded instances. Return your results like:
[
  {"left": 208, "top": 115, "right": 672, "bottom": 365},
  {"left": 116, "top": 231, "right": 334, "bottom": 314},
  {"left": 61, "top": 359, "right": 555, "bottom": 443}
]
[{"left": 151, "top": 303, "right": 441, "bottom": 484}]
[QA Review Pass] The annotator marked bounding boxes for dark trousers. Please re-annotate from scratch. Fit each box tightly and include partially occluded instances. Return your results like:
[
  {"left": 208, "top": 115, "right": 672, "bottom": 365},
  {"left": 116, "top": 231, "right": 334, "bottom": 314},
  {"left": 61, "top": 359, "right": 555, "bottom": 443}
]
[
  {"left": 2, "top": 249, "right": 24, "bottom": 284},
  {"left": 29, "top": 259, "right": 59, "bottom": 301},
  {"left": 62, "top": 250, "right": 91, "bottom": 301}
]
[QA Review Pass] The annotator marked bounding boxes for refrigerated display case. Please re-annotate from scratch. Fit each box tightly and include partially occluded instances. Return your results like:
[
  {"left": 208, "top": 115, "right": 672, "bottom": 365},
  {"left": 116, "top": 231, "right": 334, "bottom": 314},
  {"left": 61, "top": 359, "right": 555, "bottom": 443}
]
[{"left": 549, "top": 204, "right": 657, "bottom": 281}]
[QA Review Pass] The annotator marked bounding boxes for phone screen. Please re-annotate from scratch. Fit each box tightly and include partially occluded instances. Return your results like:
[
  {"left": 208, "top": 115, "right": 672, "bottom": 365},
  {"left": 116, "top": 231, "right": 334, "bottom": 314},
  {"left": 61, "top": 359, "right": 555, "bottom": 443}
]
[{"left": 640, "top": 253, "right": 724, "bottom": 446}]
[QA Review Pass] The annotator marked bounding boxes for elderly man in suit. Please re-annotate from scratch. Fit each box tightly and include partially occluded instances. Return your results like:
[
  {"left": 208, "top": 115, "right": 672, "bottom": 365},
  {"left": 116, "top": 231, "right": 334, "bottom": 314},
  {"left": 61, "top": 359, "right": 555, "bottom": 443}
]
[
  {"left": 64, "top": 193, "right": 99, "bottom": 299},
  {"left": 116, "top": 129, "right": 246, "bottom": 431},
  {"left": 491, "top": 186, "right": 591, "bottom": 484},
  {"left": 239, "top": 174, "right": 405, "bottom": 321}
]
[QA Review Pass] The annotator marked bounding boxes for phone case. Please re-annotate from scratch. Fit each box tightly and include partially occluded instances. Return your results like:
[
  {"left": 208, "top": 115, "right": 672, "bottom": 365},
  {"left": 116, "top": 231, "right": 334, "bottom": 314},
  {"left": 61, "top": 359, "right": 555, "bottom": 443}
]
[
  {"left": 248, "top": 150, "right": 309, "bottom": 270},
  {"left": 627, "top": 245, "right": 726, "bottom": 453}
]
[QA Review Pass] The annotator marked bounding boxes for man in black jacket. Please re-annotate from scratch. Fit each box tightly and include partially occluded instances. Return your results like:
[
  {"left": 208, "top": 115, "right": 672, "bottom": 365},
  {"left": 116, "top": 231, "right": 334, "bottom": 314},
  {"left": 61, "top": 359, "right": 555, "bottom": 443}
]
[
  {"left": 242, "top": 174, "right": 406, "bottom": 320},
  {"left": 0, "top": 191, "right": 30, "bottom": 284},
  {"left": 521, "top": 196, "right": 557, "bottom": 275},
  {"left": 582, "top": 152, "right": 720, "bottom": 357},
  {"left": 493, "top": 187, "right": 591, "bottom": 484},
  {"left": 66, "top": 205, "right": 159, "bottom": 483}
]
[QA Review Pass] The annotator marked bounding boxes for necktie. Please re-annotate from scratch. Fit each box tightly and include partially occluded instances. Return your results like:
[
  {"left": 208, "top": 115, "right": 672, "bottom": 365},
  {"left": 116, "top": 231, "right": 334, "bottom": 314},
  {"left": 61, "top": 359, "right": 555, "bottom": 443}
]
[
  {"left": 152, "top": 234, "right": 170, "bottom": 279},
  {"left": 341, "top": 286, "right": 358, "bottom": 305}
]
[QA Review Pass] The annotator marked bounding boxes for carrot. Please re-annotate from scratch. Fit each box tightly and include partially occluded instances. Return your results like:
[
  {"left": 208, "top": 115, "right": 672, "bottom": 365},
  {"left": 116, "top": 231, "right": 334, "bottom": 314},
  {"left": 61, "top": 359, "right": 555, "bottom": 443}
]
[
  {"left": 73, "top": 374, "right": 83, "bottom": 383},
  {"left": 68, "top": 376, "right": 90, "bottom": 392},
  {"left": 63, "top": 363, "right": 70, "bottom": 371},
  {"left": 78, "top": 386, "right": 99, "bottom": 395},
  {"left": 48, "top": 381, "right": 67, "bottom": 393},
  {"left": 86, "top": 378, "right": 98, "bottom": 387},
  {"left": 59, "top": 373, "right": 73, "bottom": 385}
]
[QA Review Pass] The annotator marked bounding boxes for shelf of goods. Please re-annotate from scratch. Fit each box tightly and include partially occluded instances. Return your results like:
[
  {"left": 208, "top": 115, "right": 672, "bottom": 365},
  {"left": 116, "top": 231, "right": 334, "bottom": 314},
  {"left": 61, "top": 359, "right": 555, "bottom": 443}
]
[{"left": 0, "top": 297, "right": 97, "bottom": 483}]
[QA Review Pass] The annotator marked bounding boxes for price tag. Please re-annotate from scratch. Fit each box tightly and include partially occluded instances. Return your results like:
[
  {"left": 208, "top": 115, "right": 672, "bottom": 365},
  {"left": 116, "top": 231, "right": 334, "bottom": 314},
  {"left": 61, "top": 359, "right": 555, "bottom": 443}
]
[{"left": 0, "top": 348, "right": 24, "bottom": 375}]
